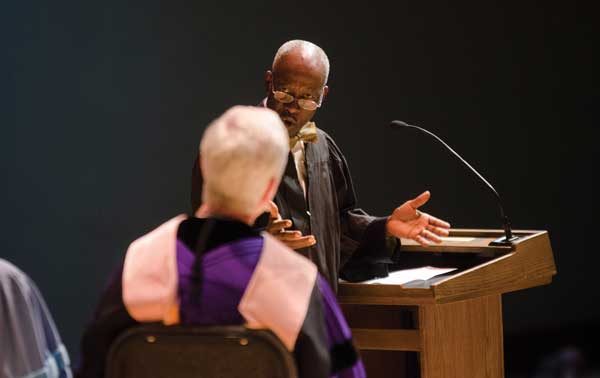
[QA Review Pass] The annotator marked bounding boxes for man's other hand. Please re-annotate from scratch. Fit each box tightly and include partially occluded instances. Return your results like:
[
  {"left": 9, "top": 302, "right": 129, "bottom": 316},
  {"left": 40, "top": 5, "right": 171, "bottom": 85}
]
[{"left": 266, "top": 201, "right": 317, "bottom": 250}]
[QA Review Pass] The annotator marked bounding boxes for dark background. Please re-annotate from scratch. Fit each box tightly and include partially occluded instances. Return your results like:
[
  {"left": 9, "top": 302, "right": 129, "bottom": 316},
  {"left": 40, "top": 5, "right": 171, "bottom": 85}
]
[{"left": 3, "top": 0, "right": 597, "bottom": 376}]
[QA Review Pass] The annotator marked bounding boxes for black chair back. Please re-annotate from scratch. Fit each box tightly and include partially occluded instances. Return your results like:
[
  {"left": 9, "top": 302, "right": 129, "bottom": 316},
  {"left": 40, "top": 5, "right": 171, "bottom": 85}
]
[{"left": 106, "top": 324, "right": 298, "bottom": 378}]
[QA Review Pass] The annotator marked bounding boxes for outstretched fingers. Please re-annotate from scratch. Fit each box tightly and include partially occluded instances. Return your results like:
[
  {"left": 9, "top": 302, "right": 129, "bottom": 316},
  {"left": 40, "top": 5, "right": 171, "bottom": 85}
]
[
  {"left": 277, "top": 230, "right": 303, "bottom": 240},
  {"left": 414, "top": 234, "right": 431, "bottom": 247},
  {"left": 285, "top": 235, "right": 317, "bottom": 249},
  {"left": 426, "top": 223, "right": 450, "bottom": 237},
  {"left": 267, "top": 219, "right": 292, "bottom": 233},
  {"left": 428, "top": 215, "right": 450, "bottom": 229},
  {"left": 420, "top": 229, "right": 443, "bottom": 243}
]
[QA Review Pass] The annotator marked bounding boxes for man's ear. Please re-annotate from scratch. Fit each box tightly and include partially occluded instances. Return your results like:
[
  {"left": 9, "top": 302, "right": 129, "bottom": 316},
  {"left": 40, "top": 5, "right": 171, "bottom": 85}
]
[
  {"left": 321, "top": 85, "right": 329, "bottom": 104},
  {"left": 195, "top": 203, "right": 210, "bottom": 218},
  {"left": 257, "top": 177, "right": 278, "bottom": 213},
  {"left": 264, "top": 70, "right": 273, "bottom": 93}
]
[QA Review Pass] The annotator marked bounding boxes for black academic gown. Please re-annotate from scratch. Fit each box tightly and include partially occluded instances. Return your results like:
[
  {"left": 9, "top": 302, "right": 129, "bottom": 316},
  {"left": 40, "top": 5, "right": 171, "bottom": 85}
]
[{"left": 191, "top": 128, "right": 398, "bottom": 291}]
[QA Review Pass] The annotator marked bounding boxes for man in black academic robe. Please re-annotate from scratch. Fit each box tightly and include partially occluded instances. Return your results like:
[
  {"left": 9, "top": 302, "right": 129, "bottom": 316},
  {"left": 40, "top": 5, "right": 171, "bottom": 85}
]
[{"left": 191, "top": 40, "right": 450, "bottom": 291}]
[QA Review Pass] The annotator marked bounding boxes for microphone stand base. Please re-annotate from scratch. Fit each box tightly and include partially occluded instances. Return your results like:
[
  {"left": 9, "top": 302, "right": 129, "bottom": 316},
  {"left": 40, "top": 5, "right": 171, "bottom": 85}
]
[{"left": 489, "top": 235, "right": 520, "bottom": 246}]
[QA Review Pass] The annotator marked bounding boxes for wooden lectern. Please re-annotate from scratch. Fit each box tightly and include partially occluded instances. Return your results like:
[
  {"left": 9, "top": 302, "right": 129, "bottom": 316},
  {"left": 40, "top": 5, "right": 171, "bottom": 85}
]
[{"left": 338, "top": 229, "right": 556, "bottom": 378}]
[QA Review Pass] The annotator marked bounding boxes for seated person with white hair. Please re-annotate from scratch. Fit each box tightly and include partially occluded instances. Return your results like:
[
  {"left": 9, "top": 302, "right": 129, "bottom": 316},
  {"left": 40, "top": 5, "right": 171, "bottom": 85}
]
[{"left": 76, "top": 106, "right": 366, "bottom": 378}]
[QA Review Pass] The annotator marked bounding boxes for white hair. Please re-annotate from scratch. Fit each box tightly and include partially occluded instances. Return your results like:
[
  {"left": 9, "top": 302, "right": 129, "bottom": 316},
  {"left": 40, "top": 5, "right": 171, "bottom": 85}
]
[
  {"left": 199, "top": 106, "right": 289, "bottom": 215},
  {"left": 273, "top": 40, "right": 330, "bottom": 84}
]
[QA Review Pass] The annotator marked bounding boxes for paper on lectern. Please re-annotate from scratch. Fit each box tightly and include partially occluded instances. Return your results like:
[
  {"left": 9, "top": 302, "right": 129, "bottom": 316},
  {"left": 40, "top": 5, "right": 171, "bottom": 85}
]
[{"left": 362, "top": 266, "right": 456, "bottom": 285}]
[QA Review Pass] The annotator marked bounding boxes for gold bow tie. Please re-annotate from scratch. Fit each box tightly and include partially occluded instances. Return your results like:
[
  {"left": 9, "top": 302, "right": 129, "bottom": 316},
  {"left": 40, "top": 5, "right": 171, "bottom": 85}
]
[{"left": 289, "top": 122, "right": 318, "bottom": 149}]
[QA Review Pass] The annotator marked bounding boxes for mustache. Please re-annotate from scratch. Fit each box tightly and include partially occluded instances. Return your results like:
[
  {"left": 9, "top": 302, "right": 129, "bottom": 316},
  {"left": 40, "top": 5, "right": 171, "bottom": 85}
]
[{"left": 280, "top": 113, "right": 297, "bottom": 122}]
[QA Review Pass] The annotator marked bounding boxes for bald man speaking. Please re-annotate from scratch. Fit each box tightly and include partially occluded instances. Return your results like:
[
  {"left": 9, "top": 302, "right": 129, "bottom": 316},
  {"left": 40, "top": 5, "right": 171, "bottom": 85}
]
[{"left": 191, "top": 40, "right": 450, "bottom": 291}]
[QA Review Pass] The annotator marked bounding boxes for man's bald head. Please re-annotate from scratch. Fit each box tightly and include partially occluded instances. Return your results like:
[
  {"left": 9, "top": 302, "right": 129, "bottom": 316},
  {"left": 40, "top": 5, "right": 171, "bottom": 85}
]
[
  {"left": 272, "top": 40, "right": 330, "bottom": 87},
  {"left": 265, "top": 40, "right": 331, "bottom": 136}
]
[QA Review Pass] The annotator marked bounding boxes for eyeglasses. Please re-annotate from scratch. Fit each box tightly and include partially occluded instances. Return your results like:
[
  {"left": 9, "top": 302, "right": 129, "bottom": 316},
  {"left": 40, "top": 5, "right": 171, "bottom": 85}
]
[{"left": 271, "top": 85, "right": 322, "bottom": 111}]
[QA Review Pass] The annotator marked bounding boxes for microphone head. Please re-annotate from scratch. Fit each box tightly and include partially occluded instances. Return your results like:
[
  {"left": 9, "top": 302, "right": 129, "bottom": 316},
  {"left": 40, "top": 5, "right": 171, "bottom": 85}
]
[{"left": 389, "top": 120, "right": 410, "bottom": 128}]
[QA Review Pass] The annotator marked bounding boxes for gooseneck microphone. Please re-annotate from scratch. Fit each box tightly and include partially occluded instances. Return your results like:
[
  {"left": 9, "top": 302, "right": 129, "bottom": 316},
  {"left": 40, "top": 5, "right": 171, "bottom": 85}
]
[{"left": 390, "top": 120, "right": 519, "bottom": 246}]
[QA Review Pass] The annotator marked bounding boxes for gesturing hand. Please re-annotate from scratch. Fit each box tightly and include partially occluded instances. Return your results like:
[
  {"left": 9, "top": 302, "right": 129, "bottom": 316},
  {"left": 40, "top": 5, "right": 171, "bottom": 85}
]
[
  {"left": 386, "top": 191, "right": 451, "bottom": 246},
  {"left": 266, "top": 201, "right": 317, "bottom": 250}
]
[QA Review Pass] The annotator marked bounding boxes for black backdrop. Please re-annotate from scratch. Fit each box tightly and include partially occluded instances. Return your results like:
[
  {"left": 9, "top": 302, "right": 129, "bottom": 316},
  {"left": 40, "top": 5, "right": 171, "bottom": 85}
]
[{"left": 3, "top": 0, "right": 597, "bottom": 375}]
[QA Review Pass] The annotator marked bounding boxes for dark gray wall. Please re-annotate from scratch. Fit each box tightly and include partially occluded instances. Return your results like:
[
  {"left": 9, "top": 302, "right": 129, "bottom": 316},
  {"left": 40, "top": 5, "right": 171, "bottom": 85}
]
[{"left": 3, "top": 0, "right": 597, "bottom": 374}]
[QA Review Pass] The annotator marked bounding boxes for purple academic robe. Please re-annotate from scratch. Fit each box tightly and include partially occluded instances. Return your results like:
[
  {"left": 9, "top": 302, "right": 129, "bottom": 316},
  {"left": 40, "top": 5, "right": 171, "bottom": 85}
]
[{"left": 77, "top": 216, "right": 365, "bottom": 378}]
